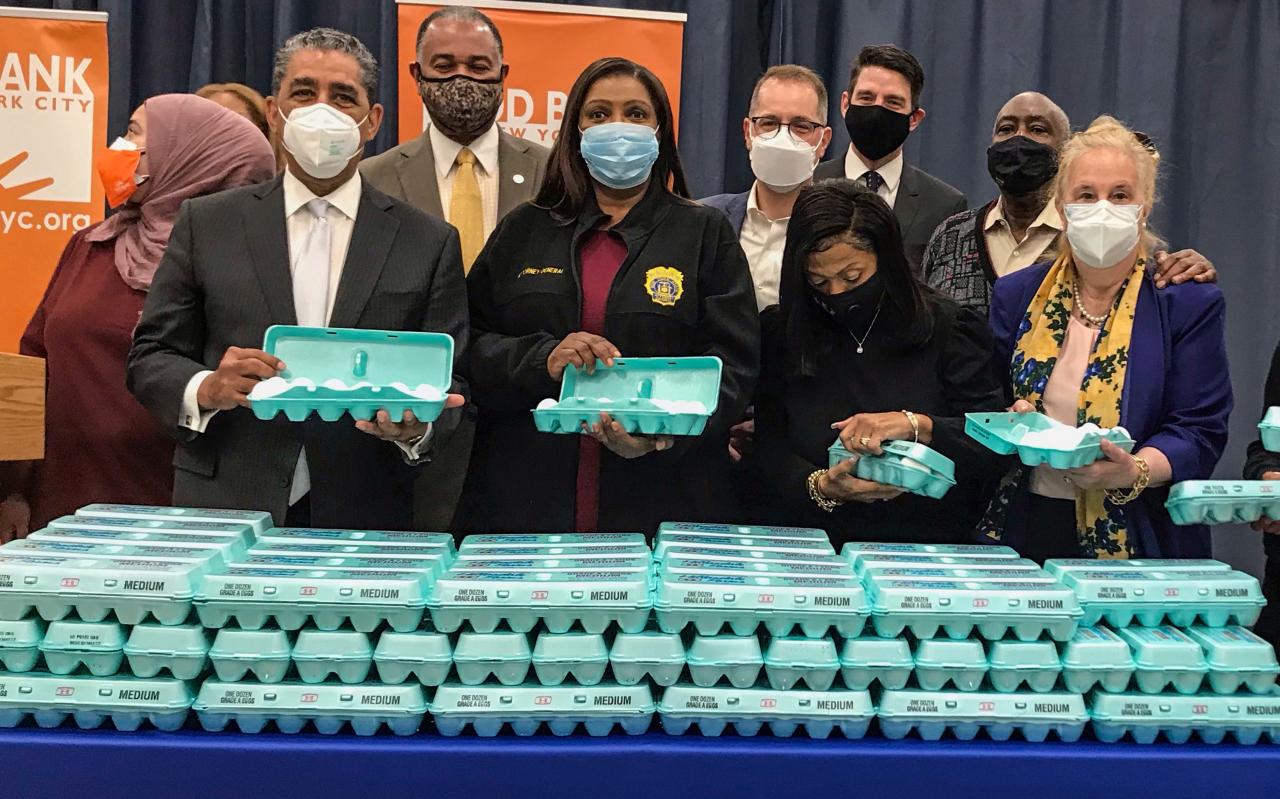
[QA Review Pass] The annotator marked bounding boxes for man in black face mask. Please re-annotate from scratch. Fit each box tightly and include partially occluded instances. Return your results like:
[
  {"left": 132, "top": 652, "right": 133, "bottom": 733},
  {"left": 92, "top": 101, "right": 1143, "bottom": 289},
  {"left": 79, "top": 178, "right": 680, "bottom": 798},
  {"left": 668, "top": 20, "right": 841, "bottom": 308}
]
[
  {"left": 922, "top": 91, "right": 1217, "bottom": 314},
  {"left": 814, "top": 44, "right": 965, "bottom": 272},
  {"left": 363, "top": 6, "right": 548, "bottom": 532}
]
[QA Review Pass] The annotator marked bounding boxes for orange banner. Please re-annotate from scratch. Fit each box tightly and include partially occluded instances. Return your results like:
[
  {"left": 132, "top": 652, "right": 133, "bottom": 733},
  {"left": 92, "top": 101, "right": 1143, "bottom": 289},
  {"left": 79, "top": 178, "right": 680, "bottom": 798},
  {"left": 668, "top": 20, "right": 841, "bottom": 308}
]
[
  {"left": 396, "top": 0, "right": 684, "bottom": 147},
  {"left": 0, "top": 8, "right": 109, "bottom": 352}
]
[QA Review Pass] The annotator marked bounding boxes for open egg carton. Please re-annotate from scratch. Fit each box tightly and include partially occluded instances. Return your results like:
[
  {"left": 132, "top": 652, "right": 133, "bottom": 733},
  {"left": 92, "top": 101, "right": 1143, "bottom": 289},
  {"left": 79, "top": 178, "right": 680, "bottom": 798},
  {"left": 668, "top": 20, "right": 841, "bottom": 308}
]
[
  {"left": 193, "top": 679, "right": 426, "bottom": 736},
  {"left": 1089, "top": 689, "right": 1280, "bottom": 745},
  {"left": 0, "top": 672, "right": 193, "bottom": 731},
  {"left": 531, "top": 356, "right": 721, "bottom": 436},
  {"left": 877, "top": 688, "right": 1089, "bottom": 742},
  {"left": 964, "top": 411, "right": 1134, "bottom": 469},
  {"left": 247, "top": 325, "right": 454, "bottom": 423},
  {"left": 658, "top": 685, "right": 874, "bottom": 738},
  {"left": 1164, "top": 480, "right": 1280, "bottom": 525},
  {"left": 828, "top": 438, "right": 957, "bottom": 499},
  {"left": 430, "top": 682, "right": 655, "bottom": 737},
  {"left": 1045, "top": 560, "right": 1266, "bottom": 627}
]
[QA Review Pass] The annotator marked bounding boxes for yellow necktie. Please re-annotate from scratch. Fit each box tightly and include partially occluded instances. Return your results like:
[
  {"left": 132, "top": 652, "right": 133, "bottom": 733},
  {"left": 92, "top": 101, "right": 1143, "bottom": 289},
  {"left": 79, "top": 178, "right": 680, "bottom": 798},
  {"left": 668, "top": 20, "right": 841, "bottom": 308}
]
[{"left": 450, "top": 147, "right": 483, "bottom": 274}]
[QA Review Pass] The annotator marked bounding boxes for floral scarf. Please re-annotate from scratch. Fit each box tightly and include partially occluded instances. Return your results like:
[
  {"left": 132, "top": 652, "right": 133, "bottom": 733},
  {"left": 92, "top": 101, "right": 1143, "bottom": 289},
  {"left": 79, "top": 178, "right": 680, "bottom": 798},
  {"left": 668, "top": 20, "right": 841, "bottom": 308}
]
[{"left": 979, "top": 250, "right": 1144, "bottom": 558}]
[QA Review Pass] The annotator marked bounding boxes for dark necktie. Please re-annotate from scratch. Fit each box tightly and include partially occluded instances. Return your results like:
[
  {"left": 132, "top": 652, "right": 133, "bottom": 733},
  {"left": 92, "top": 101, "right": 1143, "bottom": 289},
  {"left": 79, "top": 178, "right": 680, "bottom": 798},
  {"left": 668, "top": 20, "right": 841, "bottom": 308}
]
[{"left": 862, "top": 171, "right": 885, "bottom": 193}]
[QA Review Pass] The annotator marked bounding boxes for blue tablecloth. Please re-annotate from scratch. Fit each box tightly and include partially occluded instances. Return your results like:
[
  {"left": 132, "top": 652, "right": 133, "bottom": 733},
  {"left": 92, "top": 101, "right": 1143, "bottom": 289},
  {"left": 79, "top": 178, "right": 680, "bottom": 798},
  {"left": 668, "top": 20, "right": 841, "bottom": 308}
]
[{"left": 2, "top": 728, "right": 1278, "bottom": 799}]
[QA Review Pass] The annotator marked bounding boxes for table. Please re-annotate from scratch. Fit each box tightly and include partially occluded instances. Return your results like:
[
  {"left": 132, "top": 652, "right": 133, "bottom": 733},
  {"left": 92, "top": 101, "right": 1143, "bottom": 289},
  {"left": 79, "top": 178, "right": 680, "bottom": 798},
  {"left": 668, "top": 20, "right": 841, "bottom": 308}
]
[{"left": 3, "top": 727, "right": 1278, "bottom": 799}]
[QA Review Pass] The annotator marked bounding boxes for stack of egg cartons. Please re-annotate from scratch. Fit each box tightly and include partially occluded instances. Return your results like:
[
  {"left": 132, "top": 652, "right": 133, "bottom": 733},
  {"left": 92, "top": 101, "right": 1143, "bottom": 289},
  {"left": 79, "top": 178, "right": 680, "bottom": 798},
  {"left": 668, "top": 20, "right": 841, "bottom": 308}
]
[
  {"left": 0, "top": 504, "right": 262, "bottom": 731},
  {"left": 1046, "top": 558, "right": 1280, "bottom": 745},
  {"left": 651, "top": 523, "right": 875, "bottom": 738},
  {"left": 425, "top": 533, "right": 658, "bottom": 735},
  {"left": 848, "top": 542, "right": 1092, "bottom": 742},
  {"left": 190, "top": 527, "right": 456, "bottom": 736}
]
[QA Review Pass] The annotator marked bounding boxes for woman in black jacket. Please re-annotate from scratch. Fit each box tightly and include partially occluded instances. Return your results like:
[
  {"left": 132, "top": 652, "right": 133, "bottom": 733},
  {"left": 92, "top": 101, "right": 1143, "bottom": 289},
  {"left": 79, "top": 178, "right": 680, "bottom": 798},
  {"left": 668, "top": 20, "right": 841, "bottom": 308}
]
[
  {"left": 753, "top": 180, "right": 1005, "bottom": 546},
  {"left": 459, "top": 57, "right": 759, "bottom": 535}
]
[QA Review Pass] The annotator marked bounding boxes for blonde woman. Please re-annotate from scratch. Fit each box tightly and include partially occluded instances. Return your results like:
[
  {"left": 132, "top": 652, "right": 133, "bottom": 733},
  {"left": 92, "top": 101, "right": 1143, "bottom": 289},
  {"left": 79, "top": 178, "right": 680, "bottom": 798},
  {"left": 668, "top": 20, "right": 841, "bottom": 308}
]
[{"left": 980, "top": 116, "right": 1232, "bottom": 560}]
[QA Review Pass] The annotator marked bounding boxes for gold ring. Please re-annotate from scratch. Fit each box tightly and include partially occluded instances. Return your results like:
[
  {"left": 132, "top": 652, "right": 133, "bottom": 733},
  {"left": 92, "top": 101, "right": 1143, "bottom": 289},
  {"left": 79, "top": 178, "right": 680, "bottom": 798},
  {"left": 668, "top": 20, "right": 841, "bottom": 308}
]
[{"left": 859, "top": 436, "right": 871, "bottom": 447}]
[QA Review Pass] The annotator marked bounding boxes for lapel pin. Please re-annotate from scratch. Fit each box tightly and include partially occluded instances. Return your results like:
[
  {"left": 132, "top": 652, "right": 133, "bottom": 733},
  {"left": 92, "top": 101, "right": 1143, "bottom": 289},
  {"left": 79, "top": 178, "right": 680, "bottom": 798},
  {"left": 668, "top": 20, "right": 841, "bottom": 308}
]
[{"left": 512, "top": 174, "right": 525, "bottom": 184}]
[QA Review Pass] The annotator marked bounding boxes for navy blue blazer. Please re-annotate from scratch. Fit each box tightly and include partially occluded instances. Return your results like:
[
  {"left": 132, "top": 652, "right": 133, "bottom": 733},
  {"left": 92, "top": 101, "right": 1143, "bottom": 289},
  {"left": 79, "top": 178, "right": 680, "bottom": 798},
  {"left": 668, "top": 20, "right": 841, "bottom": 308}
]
[
  {"left": 700, "top": 191, "right": 749, "bottom": 236},
  {"left": 988, "top": 262, "right": 1234, "bottom": 557}
]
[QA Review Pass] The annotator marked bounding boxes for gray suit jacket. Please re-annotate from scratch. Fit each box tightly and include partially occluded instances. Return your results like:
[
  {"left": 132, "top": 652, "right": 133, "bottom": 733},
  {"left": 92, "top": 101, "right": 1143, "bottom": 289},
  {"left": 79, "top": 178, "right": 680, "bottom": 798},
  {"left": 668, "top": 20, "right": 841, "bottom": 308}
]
[
  {"left": 813, "top": 157, "right": 967, "bottom": 271},
  {"left": 361, "top": 128, "right": 550, "bottom": 221},
  {"left": 126, "top": 175, "right": 469, "bottom": 530}
]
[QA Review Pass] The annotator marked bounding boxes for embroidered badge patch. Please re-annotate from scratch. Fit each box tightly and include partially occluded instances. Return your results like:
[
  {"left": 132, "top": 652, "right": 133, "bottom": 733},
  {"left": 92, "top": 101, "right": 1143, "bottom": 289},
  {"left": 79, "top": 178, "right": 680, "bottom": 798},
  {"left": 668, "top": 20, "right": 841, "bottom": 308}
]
[
  {"left": 645, "top": 266, "right": 684, "bottom": 307},
  {"left": 518, "top": 266, "right": 565, "bottom": 278}
]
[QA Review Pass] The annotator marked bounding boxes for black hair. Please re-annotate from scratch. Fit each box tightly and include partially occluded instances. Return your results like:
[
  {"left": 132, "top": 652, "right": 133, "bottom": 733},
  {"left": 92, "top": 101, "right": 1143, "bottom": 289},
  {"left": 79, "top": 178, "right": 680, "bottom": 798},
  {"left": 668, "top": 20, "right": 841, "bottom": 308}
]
[
  {"left": 534, "top": 57, "right": 689, "bottom": 222},
  {"left": 416, "top": 6, "right": 503, "bottom": 59},
  {"left": 848, "top": 44, "right": 925, "bottom": 109},
  {"left": 779, "top": 180, "right": 937, "bottom": 378}
]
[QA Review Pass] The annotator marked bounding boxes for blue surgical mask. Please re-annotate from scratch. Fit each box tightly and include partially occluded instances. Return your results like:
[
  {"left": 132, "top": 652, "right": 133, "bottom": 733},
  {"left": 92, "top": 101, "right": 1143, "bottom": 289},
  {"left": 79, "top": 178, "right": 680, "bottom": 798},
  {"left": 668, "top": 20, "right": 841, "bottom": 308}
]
[{"left": 579, "top": 122, "right": 660, "bottom": 190}]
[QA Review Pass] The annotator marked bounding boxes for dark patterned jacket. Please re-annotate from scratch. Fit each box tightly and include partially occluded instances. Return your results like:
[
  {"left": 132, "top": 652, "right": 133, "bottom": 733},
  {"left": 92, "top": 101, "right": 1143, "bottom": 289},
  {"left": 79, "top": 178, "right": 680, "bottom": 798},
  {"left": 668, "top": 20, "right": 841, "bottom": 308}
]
[{"left": 921, "top": 201, "right": 998, "bottom": 314}]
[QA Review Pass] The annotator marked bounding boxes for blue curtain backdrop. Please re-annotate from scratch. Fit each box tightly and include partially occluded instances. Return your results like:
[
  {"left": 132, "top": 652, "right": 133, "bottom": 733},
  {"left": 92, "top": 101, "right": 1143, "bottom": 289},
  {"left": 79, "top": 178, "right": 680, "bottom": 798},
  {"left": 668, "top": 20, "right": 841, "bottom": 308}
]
[{"left": 10, "top": 0, "right": 1279, "bottom": 572}]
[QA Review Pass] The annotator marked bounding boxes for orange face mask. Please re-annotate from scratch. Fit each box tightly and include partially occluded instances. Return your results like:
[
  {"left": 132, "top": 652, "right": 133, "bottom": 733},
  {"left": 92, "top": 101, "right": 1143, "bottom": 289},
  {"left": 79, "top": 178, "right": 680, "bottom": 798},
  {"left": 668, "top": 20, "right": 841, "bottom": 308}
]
[{"left": 97, "top": 137, "right": 145, "bottom": 208}]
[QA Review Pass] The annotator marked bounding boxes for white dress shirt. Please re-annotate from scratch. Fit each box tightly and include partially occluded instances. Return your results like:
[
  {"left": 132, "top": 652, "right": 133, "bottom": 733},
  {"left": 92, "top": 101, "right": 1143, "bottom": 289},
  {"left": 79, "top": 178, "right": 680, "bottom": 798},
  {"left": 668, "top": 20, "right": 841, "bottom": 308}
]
[
  {"left": 430, "top": 121, "right": 500, "bottom": 239},
  {"left": 739, "top": 182, "right": 788, "bottom": 311},
  {"left": 984, "top": 199, "right": 1064, "bottom": 277},
  {"left": 180, "top": 170, "right": 427, "bottom": 505},
  {"left": 843, "top": 146, "right": 904, "bottom": 209}
]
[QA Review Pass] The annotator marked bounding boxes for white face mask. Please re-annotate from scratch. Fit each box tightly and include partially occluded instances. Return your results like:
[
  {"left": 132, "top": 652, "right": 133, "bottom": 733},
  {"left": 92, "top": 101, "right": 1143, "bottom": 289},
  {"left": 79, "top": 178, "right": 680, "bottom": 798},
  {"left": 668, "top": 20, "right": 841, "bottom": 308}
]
[
  {"left": 279, "top": 103, "right": 367, "bottom": 180},
  {"left": 748, "top": 131, "right": 818, "bottom": 192},
  {"left": 1063, "top": 200, "right": 1143, "bottom": 269}
]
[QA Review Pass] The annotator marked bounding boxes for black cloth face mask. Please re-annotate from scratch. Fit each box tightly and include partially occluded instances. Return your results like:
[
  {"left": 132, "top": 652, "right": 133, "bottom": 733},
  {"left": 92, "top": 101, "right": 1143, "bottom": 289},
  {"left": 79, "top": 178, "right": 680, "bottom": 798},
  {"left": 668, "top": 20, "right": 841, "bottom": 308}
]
[
  {"left": 810, "top": 271, "right": 885, "bottom": 332},
  {"left": 843, "top": 104, "right": 911, "bottom": 162},
  {"left": 987, "top": 135, "right": 1060, "bottom": 195}
]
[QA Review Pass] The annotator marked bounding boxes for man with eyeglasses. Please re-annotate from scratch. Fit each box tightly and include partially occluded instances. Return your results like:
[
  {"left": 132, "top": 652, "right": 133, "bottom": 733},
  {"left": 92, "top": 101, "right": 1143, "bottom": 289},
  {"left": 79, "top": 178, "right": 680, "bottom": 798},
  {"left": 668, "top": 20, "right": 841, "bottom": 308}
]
[{"left": 702, "top": 65, "right": 832, "bottom": 312}]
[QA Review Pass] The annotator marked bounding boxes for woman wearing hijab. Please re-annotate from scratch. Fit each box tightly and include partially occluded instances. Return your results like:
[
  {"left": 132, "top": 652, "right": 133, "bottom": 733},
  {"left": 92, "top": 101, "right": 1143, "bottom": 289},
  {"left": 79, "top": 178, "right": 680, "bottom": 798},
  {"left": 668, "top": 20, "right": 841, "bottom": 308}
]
[{"left": 0, "top": 94, "right": 275, "bottom": 539}]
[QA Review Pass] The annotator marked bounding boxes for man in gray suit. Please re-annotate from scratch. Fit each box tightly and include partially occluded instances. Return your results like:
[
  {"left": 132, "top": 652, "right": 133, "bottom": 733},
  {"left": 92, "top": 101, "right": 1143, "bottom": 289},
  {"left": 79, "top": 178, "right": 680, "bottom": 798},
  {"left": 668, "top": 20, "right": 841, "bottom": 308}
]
[
  {"left": 362, "top": 5, "right": 548, "bottom": 532},
  {"left": 813, "top": 44, "right": 966, "bottom": 272},
  {"left": 127, "top": 28, "right": 468, "bottom": 530}
]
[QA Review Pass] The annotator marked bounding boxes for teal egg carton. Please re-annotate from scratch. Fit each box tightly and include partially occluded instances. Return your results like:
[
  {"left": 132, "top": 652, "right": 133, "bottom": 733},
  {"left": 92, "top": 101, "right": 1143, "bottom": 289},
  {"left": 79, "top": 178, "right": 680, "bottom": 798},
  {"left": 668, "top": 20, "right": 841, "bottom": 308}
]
[
  {"left": 657, "top": 522, "right": 829, "bottom": 542},
  {"left": 209, "top": 627, "right": 292, "bottom": 682},
  {"left": 656, "top": 547, "right": 845, "bottom": 569},
  {"left": 531, "top": 356, "right": 721, "bottom": 436},
  {"left": 1058, "top": 568, "right": 1265, "bottom": 627},
  {"left": 196, "top": 566, "right": 429, "bottom": 632},
  {"left": 77, "top": 504, "right": 272, "bottom": 537},
  {"left": 1044, "top": 558, "right": 1232, "bottom": 579},
  {"left": 864, "top": 578, "right": 1081, "bottom": 641},
  {"left": 124, "top": 623, "right": 210, "bottom": 680},
  {"left": 247, "top": 545, "right": 450, "bottom": 577},
  {"left": 964, "top": 411, "right": 1135, "bottom": 469},
  {"left": 194, "top": 680, "right": 426, "bottom": 736},
  {"left": 0, "top": 552, "right": 203, "bottom": 625},
  {"left": 1259, "top": 406, "right": 1280, "bottom": 452},
  {"left": 39, "top": 619, "right": 126, "bottom": 676},
  {"left": 828, "top": 439, "right": 957, "bottom": 499},
  {"left": 27, "top": 527, "right": 249, "bottom": 560},
  {"left": 1117, "top": 626, "right": 1208, "bottom": 694},
  {"left": 987, "top": 640, "right": 1062, "bottom": 693},
  {"left": 686, "top": 634, "right": 763, "bottom": 688},
  {"left": 427, "top": 569, "right": 652, "bottom": 634},
  {"left": 1089, "top": 689, "right": 1280, "bottom": 744},
  {"left": 654, "top": 572, "right": 868, "bottom": 638},
  {"left": 450, "top": 556, "right": 650, "bottom": 574},
  {"left": 654, "top": 534, "right": 835, "bottom": 561},
  {"left": 658, "top": 685, "right": 874, "bottom": 738},
  {"left": 292, "top": 628, "right": 374, "bottom": 684},
  {"left": 461, "top": 533, "right": 647, "bottom": 549},
  {"left": 0, "top": 617, "right": 44, "bottom": 672},
  {"left": 247, "top": 325, "right": 453, "bottom": 423},
  {"left": 374, "top": 627, "right": 453, "bottom": 686},
  {"left": 1165, "top": 480, "right": 1280, "bottom": 525},
  {"left": 839, "top": 636, "right": 913, "bottom": 690},
  {"left": 7, "top": 538, "right": 229, "bottom": 570},
  {"left": 1060, "top": 625, "right": 1135, "bottom": 693},
  {"left": 851, "top": 554, "right": 1041, "bottom": 577},
  {"left": 843, "top": 541, "right": 1021, "bottom": 568},
  {"left": 1185, "top": 626, "right": 1280, "bottom": 694},
  {"left": 533, "top": 632, "right": 610, "bottom": 686},
  {"left": 47, "top": 514, "right": 256, "bottom": 548},
  {"left": 663, "top": 556, "right": 853, "bottom": 580},
  {"left": 260, "top": 528, "right": 457, "bottom": 554},
  {"left": 0, "top": 672, "right": 192, "bottom": 731},
  {"left": 460, "top": 545, "right": 653, "bottom": 560},
  {"left": 764, "top": 636, "right": 839, "bottom": 690},
  {"left": 878, "top": 688, "right": 1088, "bottom": 741},
  {"left": 610, "top": 628, "right": 686, "bottom": 687},
  {"left": 913, "top": 638, "right": 988, "bottom": 691},
  {"left": 430, "top": 682, "right": 656, "bottom": 737},
  {"left": 453, "top": 631, "right": 532, "bottom": 686},
  {"left": 862, "top": 565, "right": 1059, "bottom": 584}
]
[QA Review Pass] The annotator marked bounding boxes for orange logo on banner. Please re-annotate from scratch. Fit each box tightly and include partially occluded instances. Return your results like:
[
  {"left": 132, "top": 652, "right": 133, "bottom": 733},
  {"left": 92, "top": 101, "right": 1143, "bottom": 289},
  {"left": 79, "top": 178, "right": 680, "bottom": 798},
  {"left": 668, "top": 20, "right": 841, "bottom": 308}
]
[
  {"left": 396, "top": 1, "right": 684, "bottom": 148},
  {"left": 0, "top": 10, "right": 108, "bottom": 352}
]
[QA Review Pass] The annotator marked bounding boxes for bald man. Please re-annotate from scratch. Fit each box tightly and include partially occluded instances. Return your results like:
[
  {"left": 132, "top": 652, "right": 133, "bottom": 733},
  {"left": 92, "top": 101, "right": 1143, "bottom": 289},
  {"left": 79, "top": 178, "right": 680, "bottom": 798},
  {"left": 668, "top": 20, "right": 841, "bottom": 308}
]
[{"left": 923, "top": 91, "right": 1215, "bottom": 313}]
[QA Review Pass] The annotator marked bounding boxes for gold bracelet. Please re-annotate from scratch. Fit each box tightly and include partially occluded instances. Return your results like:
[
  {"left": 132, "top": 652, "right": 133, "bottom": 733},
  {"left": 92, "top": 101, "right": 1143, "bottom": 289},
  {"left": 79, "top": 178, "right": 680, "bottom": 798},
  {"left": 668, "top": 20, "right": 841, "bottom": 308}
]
[
  {"left": 1106, "top": 454, "right": 1151, "bottom": 505},
  {"left": 901, "top": 410, "right": 919, "bottom": 443},
  {"left": 807, "top": 470, "right": 842, "bottom": 512}
]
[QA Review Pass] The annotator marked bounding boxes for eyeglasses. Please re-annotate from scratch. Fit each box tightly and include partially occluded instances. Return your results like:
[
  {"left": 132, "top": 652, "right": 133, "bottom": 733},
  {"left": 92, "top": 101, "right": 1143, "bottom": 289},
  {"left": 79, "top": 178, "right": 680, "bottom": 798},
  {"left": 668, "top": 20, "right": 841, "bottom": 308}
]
[{"left": 750, "top": 116, "right": 823, "bottom": 139}]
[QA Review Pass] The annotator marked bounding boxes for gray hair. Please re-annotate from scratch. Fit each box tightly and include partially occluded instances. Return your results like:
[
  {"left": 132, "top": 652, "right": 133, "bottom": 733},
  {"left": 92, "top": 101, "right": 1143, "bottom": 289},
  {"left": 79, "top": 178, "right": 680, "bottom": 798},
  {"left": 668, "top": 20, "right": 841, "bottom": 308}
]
[{"left": 272, "top": 27, "right": 378, "bottom": 102}]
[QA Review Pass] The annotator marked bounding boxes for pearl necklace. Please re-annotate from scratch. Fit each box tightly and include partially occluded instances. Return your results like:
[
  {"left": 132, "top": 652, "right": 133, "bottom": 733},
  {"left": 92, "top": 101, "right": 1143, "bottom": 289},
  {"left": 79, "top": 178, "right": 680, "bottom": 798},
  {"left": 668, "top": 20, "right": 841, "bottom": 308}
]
[{"left": 1072, "top": 280, "right": 1111, "bottom": 327}]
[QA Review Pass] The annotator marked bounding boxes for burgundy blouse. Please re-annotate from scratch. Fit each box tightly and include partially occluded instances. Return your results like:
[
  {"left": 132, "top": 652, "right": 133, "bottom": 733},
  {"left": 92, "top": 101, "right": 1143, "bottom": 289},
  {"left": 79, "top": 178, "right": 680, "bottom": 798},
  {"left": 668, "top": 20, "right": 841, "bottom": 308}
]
[{"left": 20, "top": 225, "right": 175, "bottom": 528}]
